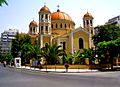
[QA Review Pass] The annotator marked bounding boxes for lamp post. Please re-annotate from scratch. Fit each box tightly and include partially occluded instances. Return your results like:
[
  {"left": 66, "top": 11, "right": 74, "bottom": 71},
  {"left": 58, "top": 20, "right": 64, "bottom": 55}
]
[{"left": 95, "top": 54, "right": 98, "bottom": 64}]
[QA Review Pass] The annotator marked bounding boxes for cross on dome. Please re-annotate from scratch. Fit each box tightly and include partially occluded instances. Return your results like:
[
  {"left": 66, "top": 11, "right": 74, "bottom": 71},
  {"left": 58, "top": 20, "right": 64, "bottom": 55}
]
[
  {"left": 57, "top": 5, "right": 60, "bottom": 12},
  {"left": 44, "top": 2, "right": 46, "bottom": 6},
  {"left": 57, "top": 5, "right": 60, "bottom": 9}
]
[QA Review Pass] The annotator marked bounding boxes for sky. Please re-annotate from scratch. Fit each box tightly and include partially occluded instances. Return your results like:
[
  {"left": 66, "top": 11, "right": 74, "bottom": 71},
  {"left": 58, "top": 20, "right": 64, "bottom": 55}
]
[{"left": 0, "top": 0, "right": 120, "bottom": 35}]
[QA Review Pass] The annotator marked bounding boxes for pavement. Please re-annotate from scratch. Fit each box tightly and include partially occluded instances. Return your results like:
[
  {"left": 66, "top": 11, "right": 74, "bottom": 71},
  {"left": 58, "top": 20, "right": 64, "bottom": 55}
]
[{"left": 11, "top": 65, "right": 99, "bottom": 73}]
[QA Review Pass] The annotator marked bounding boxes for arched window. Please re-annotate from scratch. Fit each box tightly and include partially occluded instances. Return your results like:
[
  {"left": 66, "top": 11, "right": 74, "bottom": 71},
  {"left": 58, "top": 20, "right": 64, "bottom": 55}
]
[
  {"left": 51, "top": 24, "right": 53, "bottom": 28},
  {"left": 86, "top": 20, "right": 89, "bottom": 25},
  {"left": 84, "top": 21, "right": 85, "bottom": 27},
  {"left": 60, "top": 23, "right": 62, "bottom": 28},
  {"left": 56, "top": 23, "right": 58, "bottom": 28},
  {"left": 46, "top": 26, "right": 48, "bottom": 31},
  {"left": 91, "top": 30, "right": 93, "bottom": 34},
  {"left": 90, "top": 20, "right": 93, "bottom": 26},
  {"left": 45, "top": 14, "right": 48, "bottom": 19},
  {"left": 79, "top": 38, "right": 84, "bottom": 49},
  {"left": 69, "top": 24, "right": 70, "bottom": 28},
  {"left": 63, "top": 42, "right": 66, "bottom": 50},
  {"left": 33, "top": 27, "right": 35, "bottom": 31},
  {"left": 41, "top": 15, "right": 44, "bottom": 20},
  {"left": 65, "top": 24, "right": 67, "bottom": 28},
  {"left": 41, "top": 26, "right": 43, "bottom": 34}
]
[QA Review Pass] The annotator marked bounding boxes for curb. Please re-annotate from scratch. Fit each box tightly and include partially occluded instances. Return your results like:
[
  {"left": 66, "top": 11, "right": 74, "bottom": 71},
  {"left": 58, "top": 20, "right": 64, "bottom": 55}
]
[{"left": 8, "top": 65, "right": 99, "bottom": 73}]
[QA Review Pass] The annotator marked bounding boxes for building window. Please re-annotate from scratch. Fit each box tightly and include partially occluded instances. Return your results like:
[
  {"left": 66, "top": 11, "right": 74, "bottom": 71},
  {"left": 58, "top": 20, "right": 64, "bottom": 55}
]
[
  {"left": 63, "top": 42, "right": 66, "bottom": 50},
  {"left": 91, "top": 30, "right": 93, "bottom": 34},
  {"left": 79, "top": 38, "right": 84, "bottom": 49},
  {"left": 56, "top": 24, "right": 58, "bottom": 28},
  {"left": 65, "top": 24, "right": 67, "bottom": 28},
  {"left": 86, "top": 20, "right": 89, "bottom": 25},
  {"left": 60, "top": 23, "right": 62, "bottom": 28},
  {"left": 33, "top": 27, "right": 35, "bottom": 32},
  {"left": 45, "top": 14, "right": 48, "bottom": 19},
  {"left": 41, "top": 26, "right": 43, "bottom": 33},
  {"left": 69, "top": 24, "right": 70, "bottom": 28},
  {"left": 46, "top": 26, "right": 48, "bottom": 31},
  {"left": 84, "top": 21, "right": 85, "bottom": 27},
  {"left": 51, "top": 24, "right": 53, "bottom": 28},
  {"left": 90, "top": 20, "right": 92, "bottom": 26},
  {"left": 41, "top": 15, "right": 44, "bottom": 20},
  {"left": 46, "top": 26, "right": 48, "bottom": 33}
]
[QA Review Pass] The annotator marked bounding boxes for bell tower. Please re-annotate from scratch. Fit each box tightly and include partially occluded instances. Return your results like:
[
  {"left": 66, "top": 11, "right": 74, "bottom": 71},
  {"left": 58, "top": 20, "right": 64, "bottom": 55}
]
[
  {"left": 83, "top": 12, "right": 94, "bottom": 48},
  {"left": 38, "top": 5, "right": 52, "bottom": 48},
  {"left": 29, "top": 20, "right": 38, "bottom": 35}
]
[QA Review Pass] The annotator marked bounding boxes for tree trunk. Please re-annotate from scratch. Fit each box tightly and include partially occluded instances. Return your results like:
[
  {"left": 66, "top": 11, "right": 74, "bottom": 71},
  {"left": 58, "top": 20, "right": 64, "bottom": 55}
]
[{"left": 110, "top": 57, "right": 114, "bottom": 71}]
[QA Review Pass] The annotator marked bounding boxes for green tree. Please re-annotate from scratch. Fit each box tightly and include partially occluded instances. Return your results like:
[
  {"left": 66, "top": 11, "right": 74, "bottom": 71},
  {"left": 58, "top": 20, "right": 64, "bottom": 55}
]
[
  {"left": 31, "top": 45, "right": 41, "bottom": 60},
  {"left": 114, "top": 38, "right": 120, "bottom": 57},
  {"left": 21, "top": 43, "right": 41, "bottom": 65},
  {"left": 69, "top": 50, "right": 84, "bottom": 64},
  {"left": 41, "top": 43, "right": 65, "bottom": 65},
  {"left": 107, "top": 40, "right": 119, "bottom": 70},
  {"left": 93, "top": 24, "right": 120, "bottom": 70},
  {"left": 1, "top": 54, "right": 13, "bottom": 64},
  {"left": 97, "top": 40, "right": 119, "bottom": 70},
  {"left": 0, "top": 0, "right": 8, "bottom": 6},
  {"left": 97, "top": 41, "right": 110, "bottom": 70},
  {"left": 21, "top": 43, "right": 33, "bottom": 64},
  {"left": 11, "top": 33, "right": 32, "bottom": 58},
  {"left": 82, "top": 48, "right": 95, "bottom": 64},
  {"left": 93, "top": 24, "right": 120, "bottom": 45}
]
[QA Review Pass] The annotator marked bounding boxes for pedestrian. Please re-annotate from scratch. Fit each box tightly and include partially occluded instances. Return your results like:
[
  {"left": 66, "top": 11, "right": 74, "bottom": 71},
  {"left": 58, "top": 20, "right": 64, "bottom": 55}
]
[
  {"left": 64, "top": 63, "right": 69, "bottom": 72},
  {"left": 3, "top": 61, "right": 6, "bottom": 67}
]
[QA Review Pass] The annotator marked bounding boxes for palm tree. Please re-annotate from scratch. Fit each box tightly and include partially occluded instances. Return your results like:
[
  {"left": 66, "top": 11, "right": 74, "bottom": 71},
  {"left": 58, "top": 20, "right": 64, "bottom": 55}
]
[
  {"left": 21, "top": 43, "right": 41, "bottom": 65},
  {"left": 0, "top": 0, "right": 8, "bottom": 6},
  {"left": 41, "top": 43, "right": 65, "bottom": 65},
  {"left": 31, "top": 45, "right": 41, "bottom": 60},
  {"left": 69, "top": 50, "right": 85, "bottom": 64}
]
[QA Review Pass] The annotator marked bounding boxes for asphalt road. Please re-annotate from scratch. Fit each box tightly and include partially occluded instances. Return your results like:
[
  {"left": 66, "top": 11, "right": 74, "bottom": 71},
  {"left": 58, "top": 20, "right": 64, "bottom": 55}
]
[{"left": 0, "top": 64, "right": 120, "bottom": 87}]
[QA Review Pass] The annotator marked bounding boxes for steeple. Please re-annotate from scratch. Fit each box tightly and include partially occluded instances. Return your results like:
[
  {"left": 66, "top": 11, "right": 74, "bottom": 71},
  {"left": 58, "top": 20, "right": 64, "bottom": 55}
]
[
  {"left": 38, "top": 4, "right": 52, "bottom": 48},
  {"left": 83, "top": 11, "right": 93, "bottom": 29}
]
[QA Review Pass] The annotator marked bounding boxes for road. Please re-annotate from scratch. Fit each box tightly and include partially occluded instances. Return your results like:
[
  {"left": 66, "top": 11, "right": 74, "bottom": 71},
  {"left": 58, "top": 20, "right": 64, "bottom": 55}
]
[{"left": 0, "top": 64, "right": 120, "bottom": 87}]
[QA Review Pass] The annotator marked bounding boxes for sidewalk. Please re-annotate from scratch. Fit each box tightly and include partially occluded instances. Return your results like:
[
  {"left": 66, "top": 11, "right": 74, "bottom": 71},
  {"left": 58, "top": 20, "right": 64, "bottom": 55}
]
[{"left": 15, "top": 66, "right": 98, "bottom": 73}]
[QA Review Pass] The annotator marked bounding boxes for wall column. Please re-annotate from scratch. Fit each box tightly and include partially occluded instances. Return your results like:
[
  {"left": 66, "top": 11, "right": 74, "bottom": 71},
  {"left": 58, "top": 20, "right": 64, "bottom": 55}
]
[
  {"left": 40, "top": 35, "right": 43, "bottom": 48},
  {"left": 89, "top": 33, "right": 91, "bottom": 48},
  {"left": 70, "top": 32, "right": 74, "bottom": 54},
  {"left": 50, "top": 35, "right": 52, "bottom": 45},
  {"left": 57, "top": 37, "right": 60, "bottom": 46}
]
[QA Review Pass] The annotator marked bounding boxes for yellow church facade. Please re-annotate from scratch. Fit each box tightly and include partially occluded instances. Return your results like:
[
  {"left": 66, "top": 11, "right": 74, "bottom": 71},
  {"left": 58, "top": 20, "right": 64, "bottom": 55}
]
[{"left": 28, "top": 5, "right": 95, "bottom": 55}]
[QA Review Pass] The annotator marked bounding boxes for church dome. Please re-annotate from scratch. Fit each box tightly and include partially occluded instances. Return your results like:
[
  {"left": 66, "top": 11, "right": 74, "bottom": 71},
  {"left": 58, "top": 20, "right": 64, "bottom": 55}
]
[
  {"left": 51, "top": 9, "right": 73, "bottom": 22},
  {"left": 40, "top": 5, "right": 50, "bottom": 12},
  {"left": 83, "top": 12, "right": 93, "bottom": 18},
  {"left": 29, "top": 20, "right": 37, "bottom": 26}
]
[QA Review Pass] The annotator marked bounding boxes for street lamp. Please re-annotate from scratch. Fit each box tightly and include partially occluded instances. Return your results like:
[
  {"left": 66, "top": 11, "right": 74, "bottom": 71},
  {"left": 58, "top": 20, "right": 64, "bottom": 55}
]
[{"left": 95, "top": 54, "right": 98, "bottom": 64}]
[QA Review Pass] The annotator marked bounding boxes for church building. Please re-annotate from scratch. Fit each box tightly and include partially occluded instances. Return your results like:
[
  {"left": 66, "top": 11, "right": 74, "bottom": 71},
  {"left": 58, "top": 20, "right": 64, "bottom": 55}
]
[{"left": 28, "top": 5, "right": 95, "bottom": 55}]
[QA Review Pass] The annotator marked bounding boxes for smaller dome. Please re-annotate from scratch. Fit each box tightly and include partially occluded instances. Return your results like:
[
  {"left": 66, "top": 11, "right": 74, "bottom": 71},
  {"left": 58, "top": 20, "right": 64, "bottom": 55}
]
[
  {"left": 83, "top": 12, "right": 93, "bottom": 18},
  {"left": 29, "top": 20, "right": 37, "bottom": 26},
  {"left": 40, "top": 5, "right": 50, "bottom": 12}
]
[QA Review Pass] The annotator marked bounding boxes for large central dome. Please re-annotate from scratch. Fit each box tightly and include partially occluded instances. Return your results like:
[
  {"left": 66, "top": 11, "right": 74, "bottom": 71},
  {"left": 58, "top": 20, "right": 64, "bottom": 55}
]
[{"left": 51, "top": 9, "right": 73, "bottom": 21}]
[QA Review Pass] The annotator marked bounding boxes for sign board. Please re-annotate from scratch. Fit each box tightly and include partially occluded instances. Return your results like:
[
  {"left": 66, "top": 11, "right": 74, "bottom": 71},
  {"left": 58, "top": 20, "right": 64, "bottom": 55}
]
[{"left": 14, "top": 57, "right": 21, "bottom": 68}]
